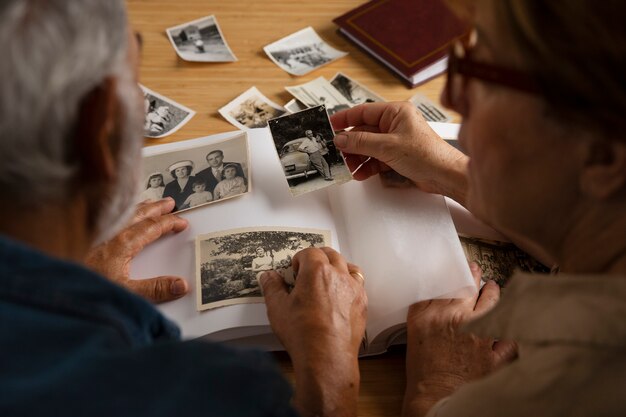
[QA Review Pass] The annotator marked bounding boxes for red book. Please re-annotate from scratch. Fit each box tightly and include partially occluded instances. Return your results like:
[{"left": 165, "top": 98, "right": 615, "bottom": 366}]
[{"left": 333, "top": 0, "right": 470, "bottom": 87}]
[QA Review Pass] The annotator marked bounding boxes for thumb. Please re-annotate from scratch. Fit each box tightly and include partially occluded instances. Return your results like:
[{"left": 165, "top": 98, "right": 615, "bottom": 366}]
[
  {"left": 126, "top": 276, "right": 188, "bottom": 304},
  {"left": 259, "top": 271, "right": 289, "bottom": 309},
  {"left": 334, "top": 129, "right": 390, "bottom": 161}
]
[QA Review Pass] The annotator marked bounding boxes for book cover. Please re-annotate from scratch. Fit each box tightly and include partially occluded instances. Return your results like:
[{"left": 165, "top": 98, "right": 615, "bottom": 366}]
[{"left": 333, "top": 0, "right": 470, "bottom": 86}]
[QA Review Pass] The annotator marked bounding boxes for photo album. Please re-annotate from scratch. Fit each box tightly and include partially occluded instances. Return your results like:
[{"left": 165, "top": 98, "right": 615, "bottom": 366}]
[{"left": 133, "top": 113, "right": 476, "bottom": 356}]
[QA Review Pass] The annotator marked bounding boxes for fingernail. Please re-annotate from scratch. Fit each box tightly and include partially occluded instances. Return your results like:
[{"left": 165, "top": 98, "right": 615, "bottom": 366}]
[
  {"left": 258, "top": 272, "right": 269, "bottom": 295},
  {"left": 334, "top": 133, "right": 348, "bottom": 149},
  {"left": 170, "top": 279, "right": 188, "bottom": 295}
]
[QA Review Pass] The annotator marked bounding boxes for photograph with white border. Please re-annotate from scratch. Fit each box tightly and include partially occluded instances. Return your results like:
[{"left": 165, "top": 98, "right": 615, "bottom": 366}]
[
  {"left": 219, "top": 87, "right": 286, "bottom": 130},
  {"left": 330, "top": 72, "right": 386, "bottom": 105},
  {"left": 140, "top": 132, "right": 250, "bottom": 212},
  {"left": 264, "top": 27, "right": 347, "bottom": 76},
  {"left": 166, "top": 15, "right": 237, "bottom": 62},
  {"left": 284, "top": 98, "right": 308, "bottom": 114},
  {"left": 285, "top": 77, "right": 352, "bottom": 116},
  {"left": 141, "top": 85, "right": 195, "bottom": 139},
  {"left": 196, "top": 226, "right": 331, "bottom": 311},
  {"left": 409, "top": 92, "right": 452, "bottom": 122},
  {"left": 268, "top": 105, "right": 352, "bottom": 197}
]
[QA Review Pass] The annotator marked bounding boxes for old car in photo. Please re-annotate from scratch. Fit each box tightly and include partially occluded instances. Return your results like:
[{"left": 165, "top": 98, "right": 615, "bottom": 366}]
[{"left": 279, "top": 138, "right": 319, "bottom": 183}]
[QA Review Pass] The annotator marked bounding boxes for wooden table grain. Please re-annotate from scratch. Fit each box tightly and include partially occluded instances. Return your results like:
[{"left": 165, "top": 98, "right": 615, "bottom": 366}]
[{"left": 127, "top": 1, "right": 452, "bottom": 415}]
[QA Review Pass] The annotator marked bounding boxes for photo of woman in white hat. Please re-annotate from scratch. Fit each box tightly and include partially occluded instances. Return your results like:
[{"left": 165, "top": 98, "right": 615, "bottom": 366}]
[{"left": 162, "top": 160, "right": 196, "bottom": 210}]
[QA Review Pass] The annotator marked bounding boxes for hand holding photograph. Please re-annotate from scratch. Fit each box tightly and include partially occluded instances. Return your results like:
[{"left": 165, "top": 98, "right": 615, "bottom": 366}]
[
  {"left": 264, "top": 27, "right": 348, "bottom": 76},
  {"left": 141, "top": 85, "right": 195, "bottom": 139},
  {"left": 268, "top": 105, "right": 352, "bottom": 197},
  {"left": 219, "top": 87, "right": 286, "bottom": 130},
  {"left": 166, "top": 15, "right": 237, "bottom": 62},
  {"left": 196, "top": 227, "right": 331, "bottom": 311},
  {"left": 140, "top": 132, "right": 250, "bottom": 212}
]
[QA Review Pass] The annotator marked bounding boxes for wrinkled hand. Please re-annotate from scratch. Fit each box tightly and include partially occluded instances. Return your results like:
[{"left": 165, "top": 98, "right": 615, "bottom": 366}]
[
  {"left": 331, "top": 102, "right": 468, "bottom": 204},
  {"left": 85, "top": 198, "right": 190, "bottom": 303},
  {"left": 402, "top": 263, "right": 517, "bottom": 417},
  {"left": 260, "top": 248, "right": 367, "bottom": 417}
]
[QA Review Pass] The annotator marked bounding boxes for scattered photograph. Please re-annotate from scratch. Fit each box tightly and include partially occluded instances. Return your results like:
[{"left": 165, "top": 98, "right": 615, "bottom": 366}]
[
  {"left": 268, "top": 105, "right": 352, "bottom": 197},
  {"left": 459, "top": 235, "right": 550, "bottom": 288},
  {"left": 196, "top": 227, "right": 331, "bottom": 311},
  {"left": 330, "top": 72, "right": 385, "bottom": 105},
  {"left": 140, "top": 132, "right": 250, "bottom": 212},
  {"left": 409, "top": 93, "right": 452, "bottom": 122},
  {"left": 141, "top": 85, "right": 195, "bottom": 139},
  {"left": 166, "top": 15, "right": 237, "bottom": 62},
  {"left": 285, "top": 77, "right": 352, "bottom": 116},
  {"left": 284, "top": 98, "right": 308, "bottom": 114},
  {"left": 219, "top": 87, "right": 286, "bottom": 130},
  {"left": 264, "top": 27, "right": 348, "bottom": 76}
]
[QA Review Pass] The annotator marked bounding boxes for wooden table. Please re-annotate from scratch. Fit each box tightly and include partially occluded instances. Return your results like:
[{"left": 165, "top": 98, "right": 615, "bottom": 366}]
[{"left": 127, "top": 1, "right": 453, "bottom": 415}]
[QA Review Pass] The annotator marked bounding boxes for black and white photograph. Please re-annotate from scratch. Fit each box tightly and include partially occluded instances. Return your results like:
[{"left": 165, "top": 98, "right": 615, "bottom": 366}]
[
  {"left": 140, "top": 132, "right": 250, "bottom": 212},
  {"left": 196, "top": 227, "right": 331, "bottom": 311},
  {"left": 330, "top": 72, "right": 386, "bottom": 105},
  {"left": 284, "top": 98, "right": 308, "bottom": 114},
  {"left": 268, "top": 105, "right": 352, "bottom": 197},
  {"left": 141, "top": 85, "right": 195, "bottom": 139},
  {"left": 218, "top": 86, "right": 286, "bottom": 130},
  {"left": 264, "top": 27, "right": 348, "bottom": 76},
  {"left": 166, "top": 15, "right": 237, "bottom": 62},
  {"left": 285, "top": 77, "right": 352, "bottom": 116},
  {"left": 459, "top": 235, "right": 550, "bottom": 288},
  {"left": 409, "top": 92, "right": 452, "bottom": 122}
]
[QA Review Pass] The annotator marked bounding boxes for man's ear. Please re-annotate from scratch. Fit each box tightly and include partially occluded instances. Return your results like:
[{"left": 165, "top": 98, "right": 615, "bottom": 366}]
[
  {"left": 580, "top": 138, "right": 626, "bottom": 199},
  {"left": 74, "top": 77, "right": 119, "bottom": 183}
]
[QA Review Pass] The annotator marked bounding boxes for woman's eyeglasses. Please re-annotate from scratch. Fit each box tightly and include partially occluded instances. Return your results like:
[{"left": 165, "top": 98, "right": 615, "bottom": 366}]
[{"left": 445, "top": 30, "right": 541, "bottom": 109}]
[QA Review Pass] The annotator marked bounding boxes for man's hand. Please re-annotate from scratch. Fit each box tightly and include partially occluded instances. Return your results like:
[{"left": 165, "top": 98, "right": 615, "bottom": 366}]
[
  {"left": 85, "top": 198, "right": 190, "bottom": 303},
  {"left": 331, "top": 102, "right": 468, "bottom": 205},
  {"left": 402, "top": 263, "right": 518, "bottom": 417},
  {"left": 260, "top": 248, "right": 367, "bottom": 417}
]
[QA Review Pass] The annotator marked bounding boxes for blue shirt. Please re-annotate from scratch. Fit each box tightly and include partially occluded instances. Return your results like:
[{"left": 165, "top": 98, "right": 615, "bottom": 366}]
[{"left": 0, "top": 235, "right": 297, "bottom": 417}]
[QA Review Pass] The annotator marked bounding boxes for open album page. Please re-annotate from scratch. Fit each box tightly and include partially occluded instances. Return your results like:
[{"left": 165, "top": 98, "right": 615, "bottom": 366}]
[
  {"left": 131, "top": 129, "right": 342, "bottom": 340},
  {"left": 327, "top": 180, "right": 476, "bottom": 354}
]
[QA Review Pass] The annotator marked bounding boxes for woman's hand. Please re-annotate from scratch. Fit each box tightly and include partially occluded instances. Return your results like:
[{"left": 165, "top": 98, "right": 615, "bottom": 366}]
[
  {"left": 260, "top": 248, "right": 367, "bottom": 417},
  {"left": 402, "top": 263, "right": 518, "bottom": 417},
  {"left": 331, "top": 102, "right": 469, "bottom": 204},
  {"left": 85, "top": 198, "right": 190, "bottom": 303}
]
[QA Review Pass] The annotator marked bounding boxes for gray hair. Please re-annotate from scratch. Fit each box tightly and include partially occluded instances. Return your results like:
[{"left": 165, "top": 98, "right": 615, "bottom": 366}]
[{"left": 0, "top": 0, "right": 131, "bottom": 206}]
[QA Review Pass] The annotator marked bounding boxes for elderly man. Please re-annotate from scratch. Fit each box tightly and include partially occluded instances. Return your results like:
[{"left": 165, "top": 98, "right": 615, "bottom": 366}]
[
  {"left": 0, "top": 1, "right": 366, "bottom": 416},
  {"left": 297, "top": 130, "right": 333, "bottom": 181}
]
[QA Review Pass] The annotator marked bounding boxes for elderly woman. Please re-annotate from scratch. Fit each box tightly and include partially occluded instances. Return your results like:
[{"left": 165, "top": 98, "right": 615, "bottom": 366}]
[
  {"left": 162, "top": 160, "right": 196, "bottom": 211},
  {"left": 327, "top": 0, "right": 626, "bottom": 416}
]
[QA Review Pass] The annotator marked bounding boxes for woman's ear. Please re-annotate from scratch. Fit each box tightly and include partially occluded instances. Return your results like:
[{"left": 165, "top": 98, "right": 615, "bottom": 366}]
[
  {"left": 73, "top": 77, "right": 119, "bottom": 184},
  {"left": 580, "top": 138, "right": 626, "bottom": 199}
]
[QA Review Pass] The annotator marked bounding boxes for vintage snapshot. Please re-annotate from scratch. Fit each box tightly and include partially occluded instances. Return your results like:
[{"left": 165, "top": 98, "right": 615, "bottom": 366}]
[
  {"left": 459, "top": 235, "right": 550, "bottom": 287},
  {"left": 330, "top": 72, "right": 386, "bottom": 105},
  {"left": 264, "top": 27, "right": 348, "bottom": 76},
  {"left": 140, "top": 132, "right": 250, "bottom": 212},
  {"left": 284, "top": 98, "right": 308, "bottom": 114},
  {"left": 285, "top": 77, "right": 352, "bottom": 116},
  {"left": 218, "top": 86, "right": 286, "bottom": 130},
  {"left": 141, "top": 85, "right": 195, "bottom": 139},
  {"left": 196, "top": 227, "right": 331, "bottom": 311},
  {"left": 268, "top": 105, "right": 352, "bottom": 197},
  {"left": 409, "top": 93, "right": 452, "bottom": 122},
  {"left": 166, "top": 15, "right": 237, "bottom": 62}
]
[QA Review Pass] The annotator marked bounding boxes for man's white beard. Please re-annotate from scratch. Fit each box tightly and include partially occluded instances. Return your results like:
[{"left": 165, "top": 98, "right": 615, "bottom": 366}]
[{"left": 92, "top": 72, "right": 144, "bottom": 244}]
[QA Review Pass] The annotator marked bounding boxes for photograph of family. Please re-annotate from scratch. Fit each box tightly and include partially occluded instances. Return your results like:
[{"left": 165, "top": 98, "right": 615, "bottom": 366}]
[
  {"left": 140, "top": 132, "right": 250, "bottom": 212},
  {"left": 268, "top": 105, "right": 352, "bottom": 197},
  {"left": 196, "top": 227, "right": 331, "bottom": 311}
]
